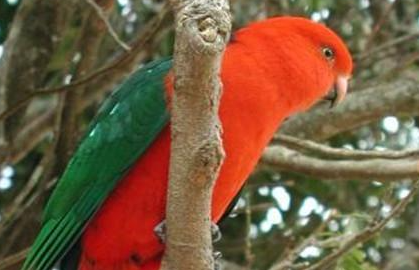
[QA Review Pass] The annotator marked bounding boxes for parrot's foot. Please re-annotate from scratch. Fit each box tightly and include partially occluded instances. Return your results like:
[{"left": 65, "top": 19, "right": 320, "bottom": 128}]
[
  {"left": 154, "top": 221, "right": 223, "bottom": 268},
  {"left": 154, "top": 221, "right": 166, "bottom": 243},
  {"left": 211, "top": 223, "right": 222, "bottom": 243},
  {"left": 211, "top": 224, "right": 223, "bottom": 270},
  {"left": 213, "top": 251, "right": 223, "bottom": 270},
  {"left": 154, "top": 221, "right": 222, "bottom": 243}
]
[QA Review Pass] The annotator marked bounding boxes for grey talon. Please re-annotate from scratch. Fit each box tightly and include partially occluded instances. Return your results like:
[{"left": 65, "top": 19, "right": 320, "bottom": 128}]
[
  {"left": 213, "top": 251, "right": 222, "bottom": 260},
  {"left": 155, "top": 221, "right": 220, "bottom": 244},
  {"left": 154, "top": 221, "right": 166, "bottom": 243},
  {"left": 213, "top": 251, "right": 223, "bottom": 270},
  {"left": 211, "top": 223, "right": 222, "bottom": 242}
]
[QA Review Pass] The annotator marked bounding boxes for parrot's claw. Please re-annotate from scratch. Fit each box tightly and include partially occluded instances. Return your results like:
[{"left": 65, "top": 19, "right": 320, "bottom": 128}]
[
  {"left": 154, "top": 221, "right": 166, "bottom": 243},
  {"left": 211, "top": 223, "right": 222, "bottom": 243},
  {"left": 213, "top": 251, "right": 223, "bottom": 270},
  {"left": 212, "top": 223, "right": 223, "bottom": 270},
  {"left": 154, "top": 221, "right": 221, "bottom": 244}
]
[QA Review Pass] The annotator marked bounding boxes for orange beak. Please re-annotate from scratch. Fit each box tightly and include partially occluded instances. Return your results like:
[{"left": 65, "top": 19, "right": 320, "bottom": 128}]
[
  {"left": 333, "top": 75, "right": 349, "bottom": 107},
  {"left": 324, "top": 75, "right": 349, "bottom": 108}
]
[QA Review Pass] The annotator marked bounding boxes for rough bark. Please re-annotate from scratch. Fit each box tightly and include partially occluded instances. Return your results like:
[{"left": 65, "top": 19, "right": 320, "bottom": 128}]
[{"left": 161, "top": 1, "right": 231, "bottom": 270}]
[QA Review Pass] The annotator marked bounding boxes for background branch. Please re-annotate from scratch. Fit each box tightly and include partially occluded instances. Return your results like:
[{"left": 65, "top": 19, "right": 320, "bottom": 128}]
[
  {"left": 261, "top": 145, "right": 419, "bottom": 181},
  {"left": 274, "top": 134, "right": 419, "bottom": 160}
]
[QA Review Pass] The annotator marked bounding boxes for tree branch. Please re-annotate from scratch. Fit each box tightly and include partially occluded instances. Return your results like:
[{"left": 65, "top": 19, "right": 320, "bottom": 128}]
[
  {"left": 261, "top": 145, "right": 419, "bottom": 181},
  {"left": 84, "top": 0, "right": 131, "bottom": 51},
  {"left": 161, "top": 0, "right": 231, "bottom": 269},
  {"left": 273, "top": 134, "right": 419, "bottom": 160}
]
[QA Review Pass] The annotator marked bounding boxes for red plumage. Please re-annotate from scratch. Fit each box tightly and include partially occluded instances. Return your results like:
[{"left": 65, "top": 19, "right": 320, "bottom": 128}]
[{"left": 79, "top": 17, "right": 352, "bottom": 269}]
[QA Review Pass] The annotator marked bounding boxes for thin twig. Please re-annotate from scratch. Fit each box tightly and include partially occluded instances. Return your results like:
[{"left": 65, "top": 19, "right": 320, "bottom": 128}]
[
  {"left": 269, "top": 210, "right": 339, "bottom": 270},
  {"left": 244, "top": 188, "right": 254, "bottom": 269},
  {"left": 84, "top": 0, "right": 131, "bottom": 51},
  {"left": 302, "top": 180, "right": 419, "bottom": 270},
  {"left": 273, "top": 134, "right": 419, "bottom": 160}
]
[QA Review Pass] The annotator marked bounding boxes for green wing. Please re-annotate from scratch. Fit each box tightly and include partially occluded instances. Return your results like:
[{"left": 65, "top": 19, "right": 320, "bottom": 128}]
[{"left": 22, "top": 58, "right": 172, "bottom": 270}]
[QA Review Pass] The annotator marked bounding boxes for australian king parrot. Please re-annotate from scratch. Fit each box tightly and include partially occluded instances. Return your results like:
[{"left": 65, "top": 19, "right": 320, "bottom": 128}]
[{"left": 22, "top": 16, "right": 353, "bottom": 270}]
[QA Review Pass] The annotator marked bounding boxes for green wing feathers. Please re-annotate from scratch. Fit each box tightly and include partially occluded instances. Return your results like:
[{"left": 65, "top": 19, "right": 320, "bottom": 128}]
[{"left": 22, "top": 58, "right": 172, "bottom": 270}]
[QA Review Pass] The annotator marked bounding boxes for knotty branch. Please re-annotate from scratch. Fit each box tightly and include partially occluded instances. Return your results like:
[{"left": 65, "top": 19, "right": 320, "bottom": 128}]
[{"left": 162, "top": 0, "right": 231, "bottom": 270}]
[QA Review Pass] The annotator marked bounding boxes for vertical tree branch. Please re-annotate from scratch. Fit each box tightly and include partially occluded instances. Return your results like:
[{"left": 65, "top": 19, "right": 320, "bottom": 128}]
[{"left": 162, "top": 1, "right": 231, "bottom": 270}]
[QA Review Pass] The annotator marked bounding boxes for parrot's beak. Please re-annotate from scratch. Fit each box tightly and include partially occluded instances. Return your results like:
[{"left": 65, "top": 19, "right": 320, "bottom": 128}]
[{"left": 323, "top": 75, "right": 349, "bottom": 108}]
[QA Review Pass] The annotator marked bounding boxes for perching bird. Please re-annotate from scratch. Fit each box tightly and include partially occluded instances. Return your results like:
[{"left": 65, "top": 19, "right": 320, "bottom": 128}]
[{"left": 22, "top": 16, "right": 353, "bottom": 270}]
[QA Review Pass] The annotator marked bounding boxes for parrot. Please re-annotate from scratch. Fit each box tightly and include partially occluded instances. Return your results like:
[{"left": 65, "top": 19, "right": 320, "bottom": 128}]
[{"left": 22, "top": 16, "right": 353, "bottom": 270}]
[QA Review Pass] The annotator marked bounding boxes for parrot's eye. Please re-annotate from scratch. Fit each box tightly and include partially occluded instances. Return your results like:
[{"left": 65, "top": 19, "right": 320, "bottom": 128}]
[{"left": 322, "top": 47, "right": 335, "bottom": 60}]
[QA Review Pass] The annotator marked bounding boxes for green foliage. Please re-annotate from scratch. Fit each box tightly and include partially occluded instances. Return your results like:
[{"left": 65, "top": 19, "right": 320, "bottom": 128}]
[{"left": 337, "top": 248, "right": 378, "bottom": 270}]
